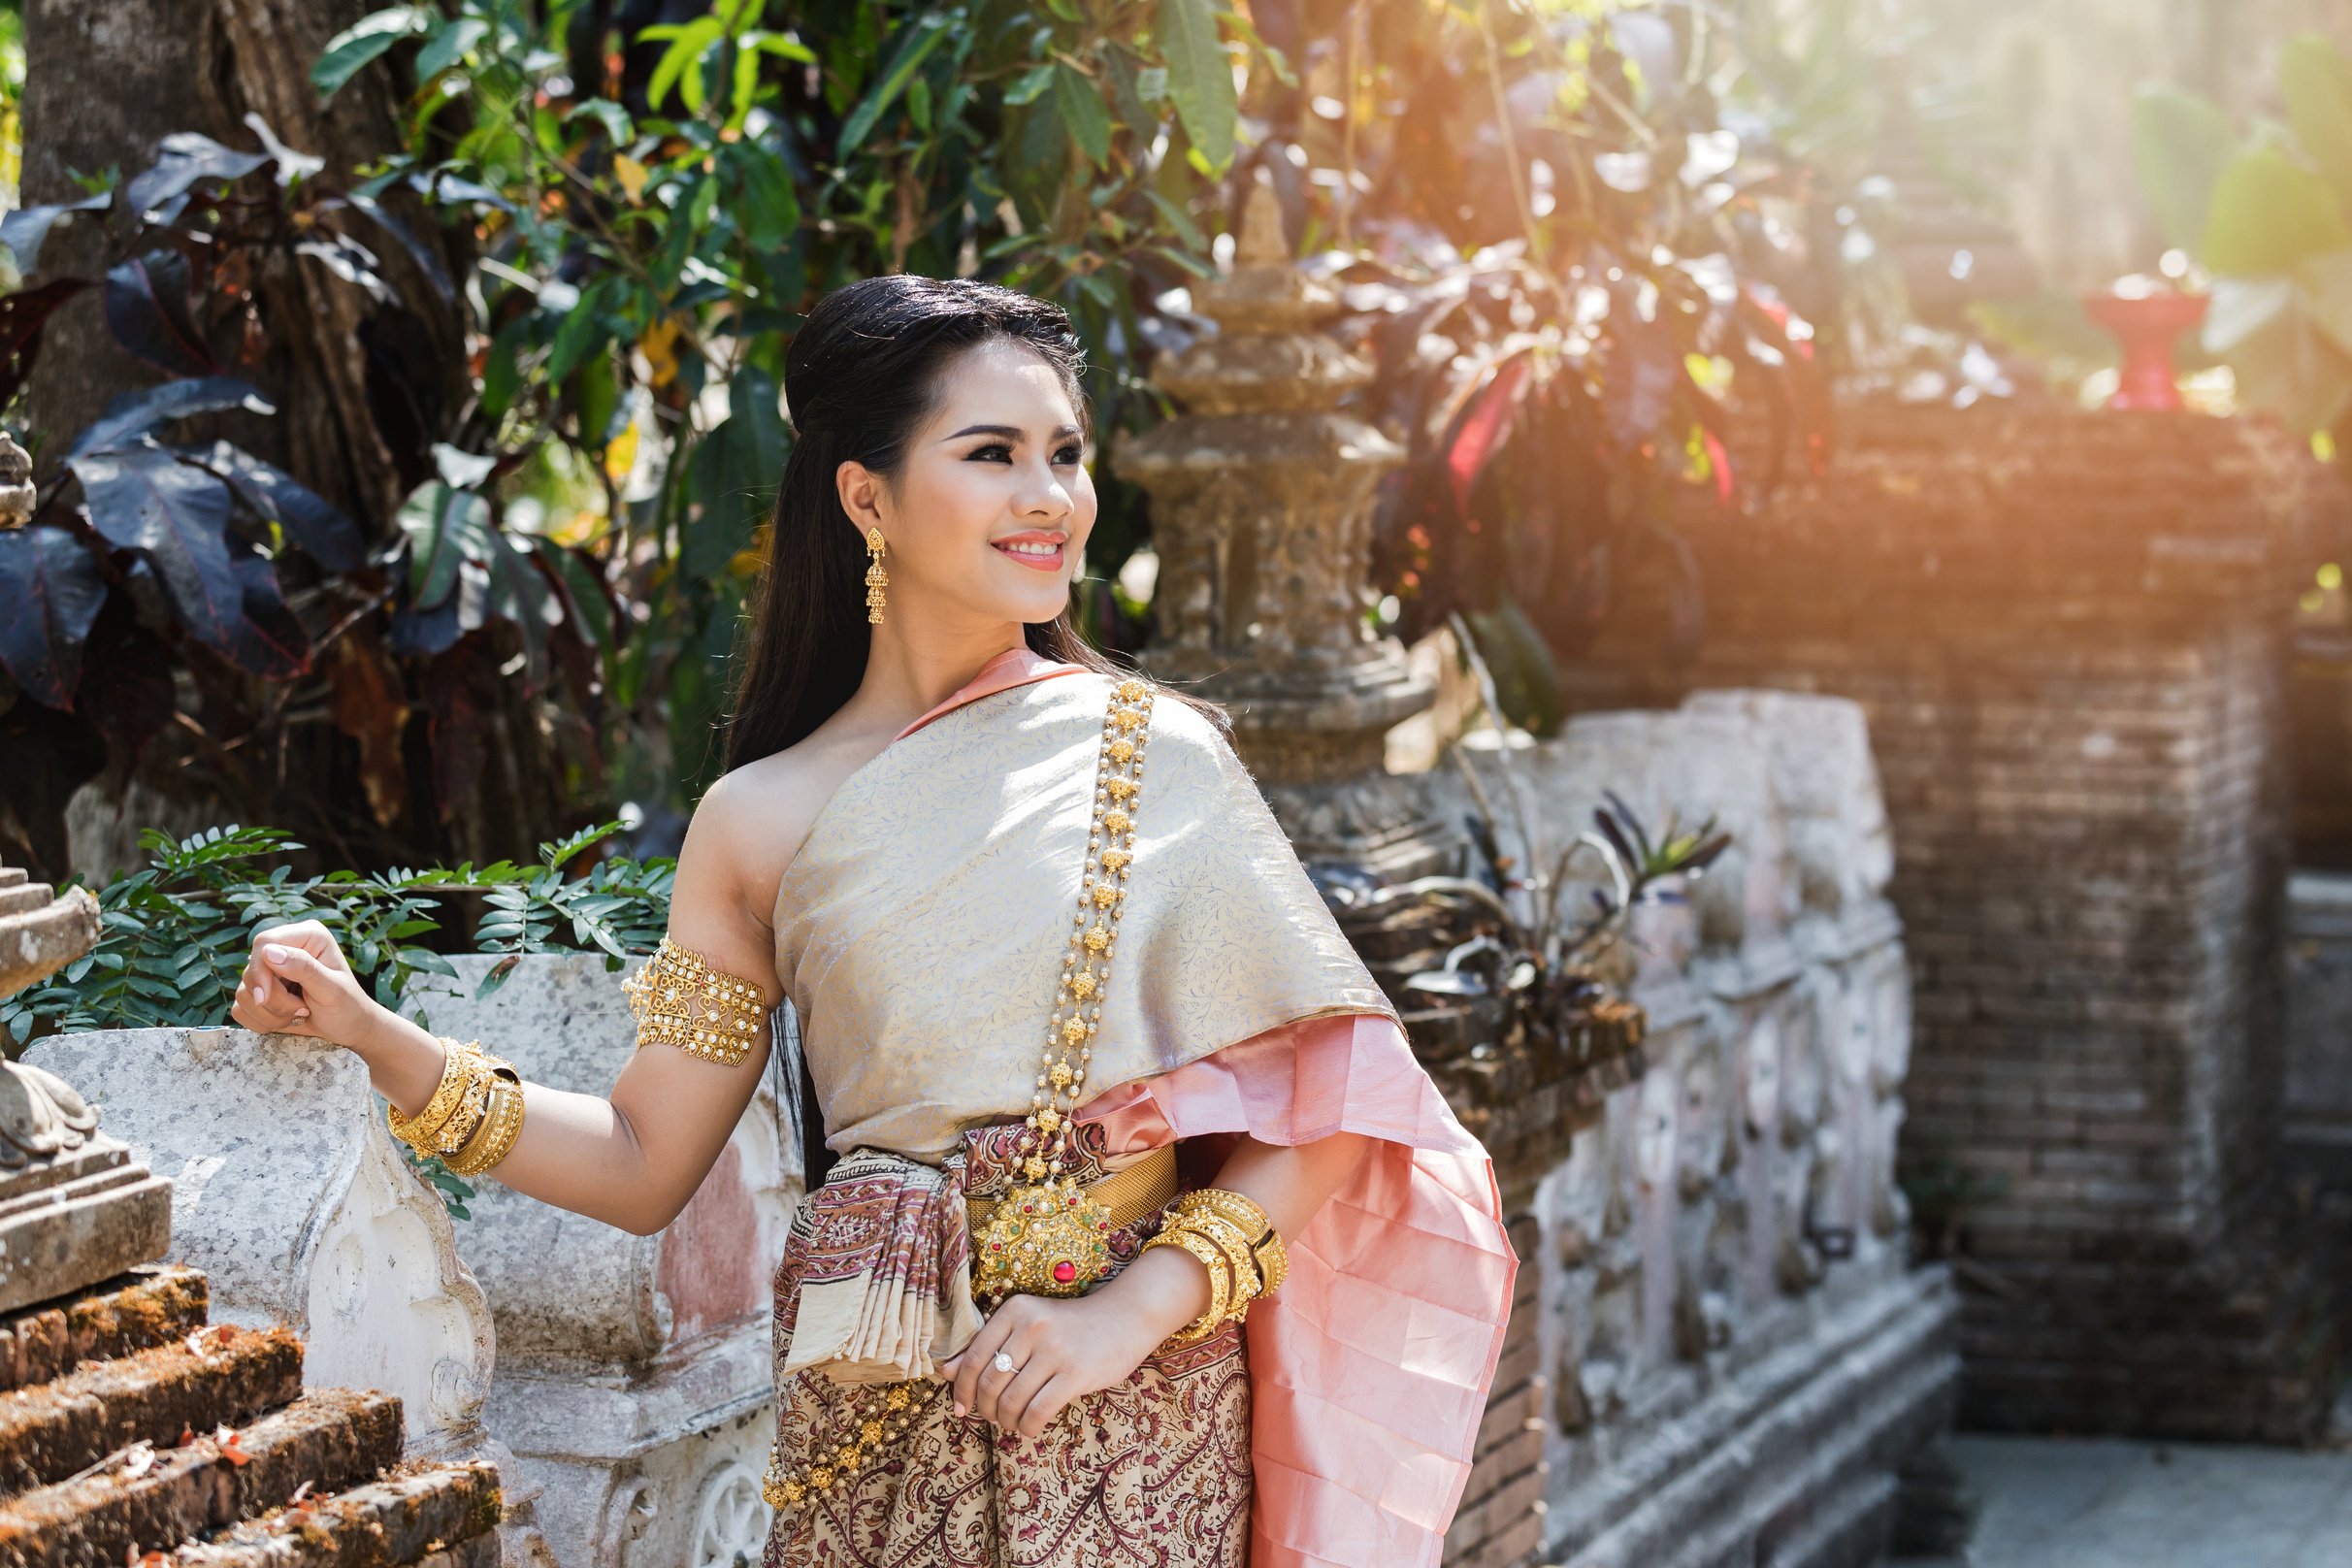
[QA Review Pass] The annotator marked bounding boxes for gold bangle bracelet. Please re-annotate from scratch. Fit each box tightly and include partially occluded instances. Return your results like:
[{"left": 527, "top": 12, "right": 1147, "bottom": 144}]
[
  {"left": 386, "top": 1038, "right": 474, "bottom": 1148},
  {"left": 1171, "top": 1209, "right": 1265, "bottom": 1317},
  {"left": 1142, "top": 1226, "right": 1229, "bottom": 1344},
  {"left": 1168, "top": 1189, "right": 1288, "bottom": 1299},
  {"left": 445, "top": 1081, "right": 525, "bottom": 1176}
]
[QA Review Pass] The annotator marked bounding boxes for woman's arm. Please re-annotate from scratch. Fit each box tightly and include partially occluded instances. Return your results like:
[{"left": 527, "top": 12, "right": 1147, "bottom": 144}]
[
  {"left": 943, "top": 1128, "right": 1375, "bottom": 1435},
  {"left": 228, "top": 774, "right": 789, "bottom": 1237}
]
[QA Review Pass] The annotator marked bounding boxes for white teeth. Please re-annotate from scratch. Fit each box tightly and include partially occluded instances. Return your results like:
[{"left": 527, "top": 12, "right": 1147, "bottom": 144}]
[{"left": 999, "top": 541, "right": 1062, "bottom": 556}]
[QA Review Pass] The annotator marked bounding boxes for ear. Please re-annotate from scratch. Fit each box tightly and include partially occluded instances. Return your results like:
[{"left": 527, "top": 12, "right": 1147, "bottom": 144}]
[{"left": 835, "top": 459, "right": 886, "bottom": 539}]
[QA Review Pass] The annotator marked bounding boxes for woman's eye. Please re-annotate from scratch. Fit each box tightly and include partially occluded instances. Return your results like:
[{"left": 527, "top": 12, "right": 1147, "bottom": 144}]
[
  {"left": 966, "top": 443, "right": 1014, "bottom": 462},
  {"left": 1054, "top": 445, "right": 1084, "bottom": 466}
]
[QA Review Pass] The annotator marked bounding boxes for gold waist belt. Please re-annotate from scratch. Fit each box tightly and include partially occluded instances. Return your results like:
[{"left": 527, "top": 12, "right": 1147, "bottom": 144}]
[{"left": 964, "top": 1143, "right": 1179, "bottom": 1243}]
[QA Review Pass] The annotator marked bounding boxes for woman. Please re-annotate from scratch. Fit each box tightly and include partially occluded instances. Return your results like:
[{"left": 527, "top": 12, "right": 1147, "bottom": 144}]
[{"left": 229, "top": 276, "right": 1514, "bottom": 1568}]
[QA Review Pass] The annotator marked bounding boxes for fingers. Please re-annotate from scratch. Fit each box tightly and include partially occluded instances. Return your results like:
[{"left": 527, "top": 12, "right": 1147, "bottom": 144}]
[
  {"left": 948, "top": 1311, "right": 1014, "bottom": 1418},
  {"left": 1016, "top": 1373, "right": 1077, "bottom": 1439},
  {"left": 257, "top": 942, "right": 337, "bottom": 998},
  {"left": 252, "top": 921, "right": 347, "bottom": 979},
  {"left": 993, "top": 1358, "right": 1059, "bottom": 1437},
  {"left": 966, "top": 1320, "right": 1038, "bottom": 1428},
  {"left": 230, "top": 962, "right": 307, "bottom": 1031}
]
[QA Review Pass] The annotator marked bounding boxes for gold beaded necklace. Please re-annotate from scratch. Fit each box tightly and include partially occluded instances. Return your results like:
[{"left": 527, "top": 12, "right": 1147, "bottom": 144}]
[
  {"left": 762, "top": 675, "right": 1157, "bottom": 1516},
  {"left": 969, "top": 674, "right": 1155, "bottom": 1303}
]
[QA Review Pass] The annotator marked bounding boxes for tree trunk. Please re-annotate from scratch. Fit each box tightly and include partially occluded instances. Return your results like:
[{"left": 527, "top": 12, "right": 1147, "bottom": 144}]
[{"left": 19, "top": 0, "right": 465, "bottom": 524}]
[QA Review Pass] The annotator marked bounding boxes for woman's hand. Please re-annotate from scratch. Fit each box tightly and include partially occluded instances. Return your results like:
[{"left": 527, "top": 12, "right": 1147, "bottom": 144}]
[
  {"left": 228, "top": 920, "right": 388, "bottom": 1050},
  {"left": 939, "top": 1278, "right": 1189, "bottom": 1439}
]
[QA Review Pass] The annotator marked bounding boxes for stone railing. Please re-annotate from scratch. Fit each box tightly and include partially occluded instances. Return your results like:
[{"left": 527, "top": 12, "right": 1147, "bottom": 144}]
[{"left": 1405, "top": 691, "right": 1958, "bottom": 1568}]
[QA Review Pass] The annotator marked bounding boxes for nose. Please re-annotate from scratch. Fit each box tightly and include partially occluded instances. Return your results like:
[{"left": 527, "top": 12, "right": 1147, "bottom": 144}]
[{"left": 1013, "top": 454, "right": 1075, "bottom": 522}]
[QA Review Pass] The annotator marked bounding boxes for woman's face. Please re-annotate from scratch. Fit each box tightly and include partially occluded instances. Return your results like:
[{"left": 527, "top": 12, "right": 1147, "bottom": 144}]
[{"left": 837, "top": 336, "right": 1096, "bottom": 631}]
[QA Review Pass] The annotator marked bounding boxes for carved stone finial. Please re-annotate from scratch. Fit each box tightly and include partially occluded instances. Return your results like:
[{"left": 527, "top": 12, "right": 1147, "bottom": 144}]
[
  {"left": 0, "top": 431, "right": 32, "bottom": 530},
  {"left": 1126, "top": 195, "right": 1455, "bottom": 879}
]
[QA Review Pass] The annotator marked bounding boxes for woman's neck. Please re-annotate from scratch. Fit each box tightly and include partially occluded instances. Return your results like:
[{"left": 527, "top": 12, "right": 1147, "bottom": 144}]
[{"left": 854, "top": 621, "right": 1032, "bottom": 733}]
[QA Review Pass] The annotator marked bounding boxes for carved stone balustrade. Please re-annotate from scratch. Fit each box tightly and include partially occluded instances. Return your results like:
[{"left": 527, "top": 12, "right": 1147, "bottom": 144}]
[{"left": 1414, "top": 692, "right": 1958, "bottom": 1568}]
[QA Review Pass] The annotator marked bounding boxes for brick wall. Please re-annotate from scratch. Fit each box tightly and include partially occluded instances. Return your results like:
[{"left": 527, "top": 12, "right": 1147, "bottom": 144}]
[{"left": 1554, "top": 398, "right": 2348, "bottom": 1439}]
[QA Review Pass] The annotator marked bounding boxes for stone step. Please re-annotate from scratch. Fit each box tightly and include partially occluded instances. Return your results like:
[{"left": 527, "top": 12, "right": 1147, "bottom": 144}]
[
  {"left": 0, "top": 1267, "right": 209, "bottom": 1395},
  {"left": 0, "top": 885, "right": 47, "bottom": 919},
  {"left": 0, "top": 1387, "right": 403, "bottom": 1566},
  {"left": 159, "top": 1459, "right": 502, "bottom": 1567},
  {"left": 0, "top": 1324, "right": 303, "bottom": 1495},
  {"left": 0, "top": 869, "right": 25, "bottom": 891}
]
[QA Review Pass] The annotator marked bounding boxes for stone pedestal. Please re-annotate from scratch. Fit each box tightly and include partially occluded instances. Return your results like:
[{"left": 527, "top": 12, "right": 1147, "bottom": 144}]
[
  {"left": 1555, "top": 399, "right": 2349, "bottom": 1441},
  {"left": 402, "top": 954, "right": 799, "bottom": 1568},
  {"left": 1126, "top": 181, "right": 1454, "bottom": 878},
  {"left": 1420, "top": 692, "right": 1958, "bottom": 1568},
  {"left": 0, "top": 863, "right": 172, "bottom": 1314}
]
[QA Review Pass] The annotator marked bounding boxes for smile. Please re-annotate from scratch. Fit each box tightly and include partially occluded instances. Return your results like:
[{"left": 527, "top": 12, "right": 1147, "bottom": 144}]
[{"left": 993, "top": 537, "right": 1067, "bottom": 571}]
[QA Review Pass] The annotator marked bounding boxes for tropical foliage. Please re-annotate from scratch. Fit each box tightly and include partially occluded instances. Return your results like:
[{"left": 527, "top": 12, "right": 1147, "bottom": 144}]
[
  {"left": 2135, "top": 31, "right": 2352, "bottom": 444},
  {"left": 0, "top": 0, "right": 1938, "bottom": 874}
]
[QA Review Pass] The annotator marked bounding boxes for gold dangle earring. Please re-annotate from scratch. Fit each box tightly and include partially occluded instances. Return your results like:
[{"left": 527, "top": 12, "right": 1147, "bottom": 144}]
[{"left": 864, "top": 526, "right": 888, "bottom": 624}]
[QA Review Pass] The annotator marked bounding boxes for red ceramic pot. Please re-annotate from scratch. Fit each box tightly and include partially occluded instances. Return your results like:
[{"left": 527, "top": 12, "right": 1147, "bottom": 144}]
[{"left": 2082, "top": 286, "right": 2210, "bottom": 411}]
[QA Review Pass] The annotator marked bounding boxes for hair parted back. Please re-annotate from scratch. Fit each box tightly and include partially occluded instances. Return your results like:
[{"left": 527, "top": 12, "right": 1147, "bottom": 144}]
[{"left": 724, "top": 274, "right": 1215, "bottom": 775}]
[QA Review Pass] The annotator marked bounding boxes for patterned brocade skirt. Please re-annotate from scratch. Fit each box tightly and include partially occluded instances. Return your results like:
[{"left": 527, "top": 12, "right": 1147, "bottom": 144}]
[{"left": 764, "top": 1123, "right": 1254, "bottom": 1568}]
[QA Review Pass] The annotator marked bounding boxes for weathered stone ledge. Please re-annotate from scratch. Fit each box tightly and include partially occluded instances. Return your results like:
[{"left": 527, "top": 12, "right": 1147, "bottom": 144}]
[
  {"left": 0, "top": 1325, "right": 302, "bottom": 1495},
  {"left": 161, "top": 1459, "right": 502, "bottom": 1567},
  {"left": 0, "top": 1388, "right": 403, "bottom": 1567},
  {"left": 0, "top": 1268, "right": 208, "bottom": 1395}
]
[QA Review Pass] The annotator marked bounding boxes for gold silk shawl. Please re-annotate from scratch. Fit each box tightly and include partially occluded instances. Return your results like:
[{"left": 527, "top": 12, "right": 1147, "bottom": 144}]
[{"left": 771, "top": 664, "right": 1402, "bottom": 1165}]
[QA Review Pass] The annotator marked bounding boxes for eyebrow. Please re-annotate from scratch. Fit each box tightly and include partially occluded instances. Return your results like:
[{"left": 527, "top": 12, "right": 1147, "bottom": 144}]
[{"left": 941, "top": 423, "right": 1085, "bottom": 442}]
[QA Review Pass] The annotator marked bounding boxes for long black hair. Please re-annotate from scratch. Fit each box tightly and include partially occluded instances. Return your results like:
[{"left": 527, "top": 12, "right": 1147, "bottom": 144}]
[{"left": 726, "top": 274, "right": 1223, "bottom": 1188}]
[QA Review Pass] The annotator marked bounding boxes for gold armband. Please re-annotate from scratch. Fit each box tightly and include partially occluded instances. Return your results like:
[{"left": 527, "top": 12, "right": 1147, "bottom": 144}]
[{"left": 621, "top": 936, "right": 770, "bottom": 1067}]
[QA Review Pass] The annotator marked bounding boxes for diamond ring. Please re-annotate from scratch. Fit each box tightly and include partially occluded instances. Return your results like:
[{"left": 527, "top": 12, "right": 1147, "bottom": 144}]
[{"left": 992, "top": 1350, "right": 1018, "bottom": 1375}]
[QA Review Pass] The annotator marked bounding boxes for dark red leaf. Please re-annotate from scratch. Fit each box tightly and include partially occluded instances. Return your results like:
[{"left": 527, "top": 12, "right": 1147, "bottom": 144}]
[
  {"left": 71, "top": 377, "right": 274, "bottom": 461},
  {"left": 124, "top": 132, "right": 270, "bottom": 224},
  {"left": 0, "top": 192, "right": 111, "bottom": 277},
  {"left": 1446, "top": 353, "right": 1533, "bottom": 519},
  {"left": 104, "top": 251, "right": 218, "bottom": 377},
  {"left": 0, "top": 525, "right": 108, "bottom": 708},
  {"left": 182, "top": 439, "right": 364, "bottom": 572},
  {"left": 0, "top": 278, "right": 92, "bottom": 408}
]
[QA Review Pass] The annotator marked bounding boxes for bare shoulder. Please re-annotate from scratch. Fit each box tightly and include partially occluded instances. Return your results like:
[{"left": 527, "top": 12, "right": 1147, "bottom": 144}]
[{"left": 680, "top": 727, "right": 888, "bottom": 922}]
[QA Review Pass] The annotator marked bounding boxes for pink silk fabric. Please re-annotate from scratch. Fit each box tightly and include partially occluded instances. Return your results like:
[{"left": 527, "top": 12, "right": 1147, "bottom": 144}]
[{"left": 1084, "top": 1012, "right": 1518, "bottom": 1568}]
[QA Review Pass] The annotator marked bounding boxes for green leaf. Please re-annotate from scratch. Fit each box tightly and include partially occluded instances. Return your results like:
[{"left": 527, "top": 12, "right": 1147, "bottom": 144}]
[
  {"left": 2299, "top": 247, "right": 2352, "bottom": 360},
  {"left": 1142, "top": 188, "right": 1205, "bottom": 250},
  {"left": 1158, "top": 0, "right": 1236, "bottom": 174},
  {"left": 731, "top": 144, "right": 801, "bottom": 251},
  {"left": 1005, "top": 65, "right": 1054, "bottom": 107},
  {"left": 545, "top": 278, "right": 615, "bottom": 386},
  {"left": 2132, "top": 85, "right": 2237, "bottom": 257},
  {"left": 2205, "top": 274, "right": 2352, "bottom": 435},
  {"left": 313, "top": 7, "right": 433, "bottom": 99},
  {"left": 2203, "top": 147, "right": 2352, "bottom": 275},
  {"left": 1053, "top": 64, "right": 1112, "bottom": 169},
  {"left": 414, "top": 16, "right": 489, "bottom": 82},
  {"left": 685, "top": 366, "right": 789, "bottom": 577},
  {"left": 2283, "top": 34, "right": 2352, "bottom": 219},
  {"left": 568, "top": 98, "right": 636, "bottom": 147},
  {"left": 397, "top": 481, "right": 492, "bottom": 608},
  {"left": 754, "top": 33, "right": 817, "bottom": 65},
  {"left": 838, "top": 15, "right": 949, "bottom": 156},
  {"left": 644, "top": 16, "right": 723, "bottom": 113}
]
